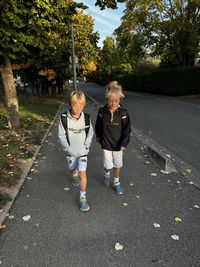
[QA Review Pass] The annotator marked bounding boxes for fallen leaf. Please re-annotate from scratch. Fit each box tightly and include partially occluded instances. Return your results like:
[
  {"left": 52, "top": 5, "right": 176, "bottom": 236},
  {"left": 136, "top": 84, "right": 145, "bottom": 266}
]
[
  {"left": 64, "top": 187, "right": 70, "bottom": 191},
  {"left": 175, "top": 217, "right": 182, "bottom": 222},
  {"left": 160, "top": 170, "right": 169, "bottom": 174},
  {"left": 171, "top": 235, "right": 179, "bottom": 240},
  {"left": 115, "top": 242, "right": 123, "bottom": 251},
  {"left": 153, "top": 223, "right": 160, "bottom": 228},
  {"left": 23, "top": 215, "right": 31, "bottom": 221}
]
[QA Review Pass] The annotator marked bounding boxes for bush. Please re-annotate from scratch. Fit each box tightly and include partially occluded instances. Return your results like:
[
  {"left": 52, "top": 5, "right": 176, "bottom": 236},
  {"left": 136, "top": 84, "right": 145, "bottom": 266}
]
[{"left": 116, "top": 67, "right": 200, "bottom": 96}]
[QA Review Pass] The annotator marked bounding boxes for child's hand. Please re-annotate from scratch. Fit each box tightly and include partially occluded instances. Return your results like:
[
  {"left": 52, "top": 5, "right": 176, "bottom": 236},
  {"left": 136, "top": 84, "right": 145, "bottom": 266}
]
[{"left": 120, "top": 146, "right": 126, "bottom": 152}]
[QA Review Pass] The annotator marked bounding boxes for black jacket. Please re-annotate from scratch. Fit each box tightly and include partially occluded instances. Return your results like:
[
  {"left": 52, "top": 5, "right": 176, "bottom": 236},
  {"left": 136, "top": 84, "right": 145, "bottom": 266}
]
[{"left": 95, "top": 104, "right": 131, "bottom": 151}]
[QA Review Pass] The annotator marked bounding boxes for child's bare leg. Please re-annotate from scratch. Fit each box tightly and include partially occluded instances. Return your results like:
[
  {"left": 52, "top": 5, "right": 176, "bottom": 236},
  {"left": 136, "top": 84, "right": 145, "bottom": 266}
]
[
  {"left": 71, "top": 168, "right": 77, "bottom": 175},
  {"left": 113, "top": 167, "right": 120, "bottom": 179},
  {"left": 71, "top": 168, "right": 79, "bottom": 187},
  {"left": 79, "top": 171, "right": 87, "bottom": 192}
]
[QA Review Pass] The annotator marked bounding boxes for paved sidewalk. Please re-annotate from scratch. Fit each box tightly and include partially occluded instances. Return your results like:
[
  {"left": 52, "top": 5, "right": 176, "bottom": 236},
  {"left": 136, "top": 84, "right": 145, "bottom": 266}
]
[{"left": 0, "top": 98, "right": 199, "bottom": 267}]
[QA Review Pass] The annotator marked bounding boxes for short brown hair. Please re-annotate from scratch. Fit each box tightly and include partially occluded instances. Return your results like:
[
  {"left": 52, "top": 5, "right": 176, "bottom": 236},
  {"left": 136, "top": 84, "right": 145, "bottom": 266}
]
[
  {"left": 105, "top": 81, "right": 124, "bottom": 99},
  {"left": 69, "top": 91, "right": 86, "bottom": 106}
]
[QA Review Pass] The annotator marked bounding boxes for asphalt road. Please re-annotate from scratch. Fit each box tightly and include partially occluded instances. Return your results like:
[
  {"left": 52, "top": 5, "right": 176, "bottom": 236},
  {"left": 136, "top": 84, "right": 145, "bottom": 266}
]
[
  {"left": 0, "top": 96, "right": 199, "bottom": 266},
  {"left": 80, "top": 82, "right": 200, "bottom": 173}
]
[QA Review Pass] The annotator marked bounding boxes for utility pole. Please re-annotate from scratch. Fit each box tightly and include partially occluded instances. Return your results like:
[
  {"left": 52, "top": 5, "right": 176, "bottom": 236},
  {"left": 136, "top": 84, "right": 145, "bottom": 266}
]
[{"left": 70, "top": 24, "right": 77, "bottom": 91}]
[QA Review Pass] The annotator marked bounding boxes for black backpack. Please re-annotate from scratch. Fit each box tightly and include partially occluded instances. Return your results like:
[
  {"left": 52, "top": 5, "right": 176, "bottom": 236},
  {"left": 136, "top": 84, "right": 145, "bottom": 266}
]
[{"left": 61, "top": 112, "right": 90, "bottom": 144}]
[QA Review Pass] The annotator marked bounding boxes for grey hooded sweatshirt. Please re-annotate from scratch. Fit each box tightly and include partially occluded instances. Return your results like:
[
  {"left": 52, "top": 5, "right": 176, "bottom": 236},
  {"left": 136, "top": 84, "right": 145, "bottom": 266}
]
[{"left": 58, "top": 110, "right": 93, "bottom": 157}]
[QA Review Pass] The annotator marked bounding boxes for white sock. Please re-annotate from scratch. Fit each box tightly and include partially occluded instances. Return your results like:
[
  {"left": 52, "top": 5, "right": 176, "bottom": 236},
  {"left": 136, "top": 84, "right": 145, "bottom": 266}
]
[
  {"left": 114, "top": 177, "right": 120, "bottom": 184},
  {"left": 104, "top": 170, "right": 110, "bottom": 179},
  {"left": 80, "top": 191, "right": 86, "bottom": 198}
]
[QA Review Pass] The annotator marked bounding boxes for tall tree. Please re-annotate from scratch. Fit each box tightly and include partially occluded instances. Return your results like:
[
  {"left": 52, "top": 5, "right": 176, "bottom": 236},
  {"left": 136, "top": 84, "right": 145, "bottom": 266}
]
[
  {"left": 73, "top": 12, "right": 99, "bottom": 77},
  {"left": 95, "top": 36, "right": 119, "bottom": 81},
  {"left": 0, "top": 0, "right": 82, "bottom": 130},
  {"left": 116, "top": 0, "right": 200, "bottom": 66},
  {"left": 29, "top": 10, "right": 99, "bottom": 87}
]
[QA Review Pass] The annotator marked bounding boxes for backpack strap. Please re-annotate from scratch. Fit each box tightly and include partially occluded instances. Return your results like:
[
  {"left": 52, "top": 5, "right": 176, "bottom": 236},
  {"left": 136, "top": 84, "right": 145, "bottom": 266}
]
[
  {"left": 61, "top": 112, "right": 70, "bottom": 144},
  {"left": 61, "top": 112, "right": 90, "bottom": 144},
  {"left": 84, "top": 113, "right": 90, "bottom": 138}
]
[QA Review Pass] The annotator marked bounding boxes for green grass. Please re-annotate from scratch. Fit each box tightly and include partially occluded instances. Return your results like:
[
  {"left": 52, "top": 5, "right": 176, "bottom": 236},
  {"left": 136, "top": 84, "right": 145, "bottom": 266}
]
[
  {"left": 0, "top": 96, "right": 61, "bottom": 207},
  {"left": 20, "top": 98, "right": 59, "bottom": 129}
]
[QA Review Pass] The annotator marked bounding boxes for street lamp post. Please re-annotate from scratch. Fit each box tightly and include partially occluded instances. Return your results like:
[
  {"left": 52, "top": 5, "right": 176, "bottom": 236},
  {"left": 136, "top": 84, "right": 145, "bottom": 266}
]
[{"left": 70, "top": 24, "right": 77, "bottom": 91}]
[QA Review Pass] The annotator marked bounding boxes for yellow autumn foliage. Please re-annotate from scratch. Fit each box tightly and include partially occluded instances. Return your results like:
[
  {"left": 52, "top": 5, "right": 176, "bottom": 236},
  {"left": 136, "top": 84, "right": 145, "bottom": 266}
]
[{"left": 38, "top": 69, "right": 56, "bottom": 80}]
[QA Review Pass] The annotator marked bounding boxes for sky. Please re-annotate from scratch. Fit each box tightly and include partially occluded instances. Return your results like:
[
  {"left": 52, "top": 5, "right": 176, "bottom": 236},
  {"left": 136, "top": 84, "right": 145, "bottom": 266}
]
[{"left": 77, "top": 0, "right": 125, "bottom": 47}]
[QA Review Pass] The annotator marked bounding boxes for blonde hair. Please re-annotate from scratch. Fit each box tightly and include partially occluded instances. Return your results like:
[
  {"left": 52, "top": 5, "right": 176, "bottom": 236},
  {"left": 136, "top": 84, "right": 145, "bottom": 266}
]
[
  {"left": 105, "top": 81, "right": 124, "bottom": 99},
  {"left": 69, "top": 91, "right": 86, "bottom": 107}
]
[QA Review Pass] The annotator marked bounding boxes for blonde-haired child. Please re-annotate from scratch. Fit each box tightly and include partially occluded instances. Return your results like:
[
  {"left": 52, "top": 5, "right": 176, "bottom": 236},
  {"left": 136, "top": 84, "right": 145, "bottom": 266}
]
[
  {"left": 95, "top": 81, "right": 131, "bottom": 194},
  {"left": 59, "top": 91, "right": 93, "bottom": 211}
]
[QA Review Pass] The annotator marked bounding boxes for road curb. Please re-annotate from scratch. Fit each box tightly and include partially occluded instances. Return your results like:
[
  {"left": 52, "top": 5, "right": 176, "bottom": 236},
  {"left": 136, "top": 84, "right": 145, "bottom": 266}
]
[
  {"left": 133, "top": 128, "right": 200, "bottom": 190},
  {"left": 133, "top": 127, "right": 177, "bottom": 173},
  {"left": 0, "top": 104, "right": 63, "bottom": 226}
]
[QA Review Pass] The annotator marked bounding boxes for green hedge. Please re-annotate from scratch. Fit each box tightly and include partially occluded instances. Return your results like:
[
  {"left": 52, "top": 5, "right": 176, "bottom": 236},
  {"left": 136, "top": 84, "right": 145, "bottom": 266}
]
[{"left": 116, "top": 67, "right": 200, "bottom": 96}]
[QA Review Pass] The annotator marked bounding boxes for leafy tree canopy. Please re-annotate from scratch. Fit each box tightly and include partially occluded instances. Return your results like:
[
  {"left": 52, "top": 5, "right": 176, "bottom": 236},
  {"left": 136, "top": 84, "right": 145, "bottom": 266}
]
[
  {"left": 0, "top": 0, "right": 85, "bottom": 63},
  {"left": 95, "top": 0, "right": 126, "bottom": 9},
  {"left": 115, "top": 0, "right": 200, "bottom": 66}
]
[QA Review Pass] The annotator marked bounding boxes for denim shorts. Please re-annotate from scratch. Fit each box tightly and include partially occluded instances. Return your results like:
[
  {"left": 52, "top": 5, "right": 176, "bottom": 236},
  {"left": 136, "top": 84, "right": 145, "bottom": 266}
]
[{"left": 66, "top": 155, "right": 88, "bottom": 171}]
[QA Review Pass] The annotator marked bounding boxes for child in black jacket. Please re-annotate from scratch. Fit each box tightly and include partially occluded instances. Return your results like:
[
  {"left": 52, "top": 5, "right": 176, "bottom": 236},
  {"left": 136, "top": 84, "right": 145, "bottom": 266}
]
[{"left": 95, "top": 81, "right": 131, "bottom": 194}]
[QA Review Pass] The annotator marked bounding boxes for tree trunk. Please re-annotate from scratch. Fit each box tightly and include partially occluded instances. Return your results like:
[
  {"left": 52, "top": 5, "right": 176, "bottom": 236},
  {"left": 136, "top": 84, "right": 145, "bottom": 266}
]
[{"left": 1, "top": 56, "right": 21, "bottom": 130}]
